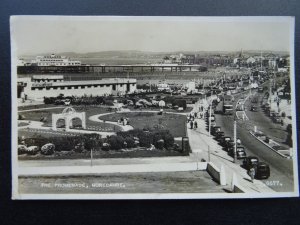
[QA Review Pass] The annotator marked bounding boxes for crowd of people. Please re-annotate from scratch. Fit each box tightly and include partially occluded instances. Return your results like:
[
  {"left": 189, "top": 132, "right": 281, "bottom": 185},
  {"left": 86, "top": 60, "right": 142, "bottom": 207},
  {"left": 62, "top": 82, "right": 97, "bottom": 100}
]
[{"left": 187, "top": 105, "right": 207, "bottom": 129}]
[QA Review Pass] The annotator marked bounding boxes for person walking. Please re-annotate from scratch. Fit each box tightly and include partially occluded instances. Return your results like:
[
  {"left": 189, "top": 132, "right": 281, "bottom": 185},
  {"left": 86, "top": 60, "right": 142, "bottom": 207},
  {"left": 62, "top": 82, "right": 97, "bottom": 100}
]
[
  {"left": 190, "top": 120, "right": 194, "bottom": 129},
  {"left": 194, "top": 120, "right": 198, "bottom": 129},
  {"left": 249, "top": 167, "right": 256, "bottom": 183}
]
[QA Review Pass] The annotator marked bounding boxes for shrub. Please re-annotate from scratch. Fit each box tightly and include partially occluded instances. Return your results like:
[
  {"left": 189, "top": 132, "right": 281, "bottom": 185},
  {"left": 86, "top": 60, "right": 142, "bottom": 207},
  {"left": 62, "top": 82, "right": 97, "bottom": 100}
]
[
  {"left": 173, "top": 143, "right": 180, "bottom": 151},
  {"left": 125, "top": 137, "right": 135, "bottom": 148},
  {"left": 163, "top": 132, "right": 175, "bottom": 149},
  {"left": 138, "top": 131, "right": 153, "bottom": 148},
  {"left": 18, "top": 145, "right": 28, "bottom": 155},
  {"left": 108, "top": 135, "right": 124, "bottom": 150},
  {"left": 102, "top": 143, "right": 110, "bottom": 151},
  {"left": 26, "top": 146, "right": 39, "bottom": 155},
  {"left": 74, "top": 142, "right": 85, "bottom": 153},
  {"left": 156, "top": 139, "right": 165, "bottom": 150},
  {"left": 41, "top": 143, "right": 55, "bottom": 155},
  {"left": 173, "top": 99, "right": 187, "bottom": 110}
]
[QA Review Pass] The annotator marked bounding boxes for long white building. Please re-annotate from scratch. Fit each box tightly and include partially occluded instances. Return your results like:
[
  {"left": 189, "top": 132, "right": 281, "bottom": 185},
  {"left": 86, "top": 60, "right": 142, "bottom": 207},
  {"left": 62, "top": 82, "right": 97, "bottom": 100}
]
[
  {"left": 31, "top": 54, "right": 81, "bottom": 66},
  {"left": 17, "top": 75, "right": 137, "bottom": 101}
]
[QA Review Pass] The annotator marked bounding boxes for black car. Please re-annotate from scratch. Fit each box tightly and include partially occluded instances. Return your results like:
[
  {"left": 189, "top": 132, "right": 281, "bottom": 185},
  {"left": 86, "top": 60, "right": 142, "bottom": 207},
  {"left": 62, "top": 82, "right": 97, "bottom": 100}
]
[
  {"left": 255, "top": 162, "right": 270, "bottom": 179},
  {"left": 243, "top": 156, "right": 259, "bottom": 170},
  {"left": 215, "top": 131, "right": 225, "bottom": 141},
  {"left": 250, "top": 105, "right": 258, "bottom": 112},
  {"left": 225, "top": 140, "right": 235, "bottom": 152},
  {"left": 212, "top": 126, "right": 221, "bottom": 136},
  {"left": 220, "top": 136, "right": 231, "bottom": 147}
]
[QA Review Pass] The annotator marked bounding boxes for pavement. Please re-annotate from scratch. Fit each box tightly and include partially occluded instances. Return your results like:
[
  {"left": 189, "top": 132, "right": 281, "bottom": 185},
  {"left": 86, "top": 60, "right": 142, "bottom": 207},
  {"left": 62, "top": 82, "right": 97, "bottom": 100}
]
[
  {"left": 89, "top": 113, "right": 134, "bottom": 131},
  {"left": 268, "top": 93, "right": 293, "bottom": 127}
]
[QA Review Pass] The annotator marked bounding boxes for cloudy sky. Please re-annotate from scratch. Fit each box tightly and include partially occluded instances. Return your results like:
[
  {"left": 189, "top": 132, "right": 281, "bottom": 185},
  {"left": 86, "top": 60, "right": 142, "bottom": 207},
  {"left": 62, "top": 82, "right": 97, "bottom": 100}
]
[{"left": 11, "top": 16, "right": 293, "bottom": 55}]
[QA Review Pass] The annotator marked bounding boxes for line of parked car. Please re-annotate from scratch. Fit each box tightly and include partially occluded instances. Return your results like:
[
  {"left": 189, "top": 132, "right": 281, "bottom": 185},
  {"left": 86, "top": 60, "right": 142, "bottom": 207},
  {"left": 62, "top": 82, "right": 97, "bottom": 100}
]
[{"left": 205, "top": 110, "right": 271, "bottom": 180}]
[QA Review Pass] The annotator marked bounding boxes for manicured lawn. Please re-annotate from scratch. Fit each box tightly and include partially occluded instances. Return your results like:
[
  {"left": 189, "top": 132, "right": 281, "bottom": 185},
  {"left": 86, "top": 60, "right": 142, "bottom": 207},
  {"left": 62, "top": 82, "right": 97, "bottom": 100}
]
[{"left": 99, "top": 112, "right": 187, "bottom": 137}]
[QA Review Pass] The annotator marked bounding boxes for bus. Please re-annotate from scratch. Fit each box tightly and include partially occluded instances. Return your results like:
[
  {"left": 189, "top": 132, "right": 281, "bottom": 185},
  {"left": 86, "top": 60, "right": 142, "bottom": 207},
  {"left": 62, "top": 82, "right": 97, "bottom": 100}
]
[{"left": 222, "top": 95, "right": 234, "bottom": 115}]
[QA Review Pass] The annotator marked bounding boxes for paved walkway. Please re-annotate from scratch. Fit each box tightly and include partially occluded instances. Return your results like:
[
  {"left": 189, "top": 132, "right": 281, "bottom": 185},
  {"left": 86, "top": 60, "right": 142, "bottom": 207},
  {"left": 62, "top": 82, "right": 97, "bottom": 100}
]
[
  {"left": 89, "top": 113, "right": 134, "bottom": 131},
  {"left": 18, "top": 120, "right": 115, "bottom": 137}
]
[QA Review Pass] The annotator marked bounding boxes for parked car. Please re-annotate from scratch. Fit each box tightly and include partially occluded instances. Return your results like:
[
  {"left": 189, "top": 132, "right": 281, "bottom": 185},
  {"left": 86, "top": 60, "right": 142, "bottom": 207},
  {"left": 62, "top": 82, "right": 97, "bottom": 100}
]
[
  {"left": 250, "top": 105, "right": 258, "bottom": 112},
  {"left": 243, "top": 156, "right": 259, "bottom": 170},
  {"left": 255, "top": 162, "right": 270, "bottom": 179},
  {"left": 212, "top": 126, "right": 221, "bottom": 136},
  {"left": 229, "top": 146, "right": 247, "bottom": 159},
  {"left": 215, "top": 131, "right": 225, "bottom": 141},
  {"left": 271, "top": 113, "right": 282, "bottom": 124},
  {"left": 220, "top": 136, "right": 231, "bottom": 147},
  {"left": 225, "top": 140, "right": 235, "bottom": 152}
]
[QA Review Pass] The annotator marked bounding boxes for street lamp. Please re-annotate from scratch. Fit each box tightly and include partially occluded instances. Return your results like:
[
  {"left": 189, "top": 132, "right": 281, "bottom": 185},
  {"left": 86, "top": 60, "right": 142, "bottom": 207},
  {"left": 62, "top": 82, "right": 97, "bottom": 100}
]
[{"left": 233, "top": 113, "right": 237, "bottom": 163}]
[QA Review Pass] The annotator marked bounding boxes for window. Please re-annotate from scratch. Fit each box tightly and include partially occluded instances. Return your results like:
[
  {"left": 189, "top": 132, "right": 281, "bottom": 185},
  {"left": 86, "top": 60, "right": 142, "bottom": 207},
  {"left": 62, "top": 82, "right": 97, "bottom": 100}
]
[
  {"left": 67, "top": 86, "right": 71, "bottom": 89},
  {"left": 74, "top": 86, "right": 78, "bottom": 89},
  {"left": 112, "top": 84, "right": 116, "bottom": 90}
]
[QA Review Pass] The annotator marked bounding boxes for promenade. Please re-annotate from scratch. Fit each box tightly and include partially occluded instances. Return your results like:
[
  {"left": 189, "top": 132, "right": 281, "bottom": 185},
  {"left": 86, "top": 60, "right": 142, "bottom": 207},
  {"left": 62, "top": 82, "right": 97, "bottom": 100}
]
[{"left": 187, "top": 98, "right": 275, "bottom": 193}]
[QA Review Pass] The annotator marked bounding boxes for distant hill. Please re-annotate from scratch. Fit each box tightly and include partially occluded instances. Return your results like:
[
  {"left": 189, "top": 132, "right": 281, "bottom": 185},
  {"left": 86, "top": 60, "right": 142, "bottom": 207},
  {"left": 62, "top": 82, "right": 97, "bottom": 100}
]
[{"left": 20, "top": 49, "right": 289, "bottom": 60}]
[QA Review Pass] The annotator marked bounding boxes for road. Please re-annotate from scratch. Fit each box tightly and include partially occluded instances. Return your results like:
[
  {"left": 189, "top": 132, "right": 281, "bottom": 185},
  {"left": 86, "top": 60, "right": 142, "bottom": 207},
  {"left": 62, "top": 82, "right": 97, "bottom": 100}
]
[{"left": 215, "top": 89, "right": 294, "bottom": 192}]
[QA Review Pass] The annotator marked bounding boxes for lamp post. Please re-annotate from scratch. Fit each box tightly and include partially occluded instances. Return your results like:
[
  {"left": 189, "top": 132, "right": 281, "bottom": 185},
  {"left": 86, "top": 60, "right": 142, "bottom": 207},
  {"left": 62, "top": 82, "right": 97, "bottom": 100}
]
[{"left": 208, "top": 104, "right": 212, "bottom": 137}]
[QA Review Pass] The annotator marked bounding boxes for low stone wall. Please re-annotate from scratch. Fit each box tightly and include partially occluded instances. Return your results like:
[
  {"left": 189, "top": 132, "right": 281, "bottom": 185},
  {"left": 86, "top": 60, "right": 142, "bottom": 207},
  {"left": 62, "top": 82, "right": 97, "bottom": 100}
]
[{"left": 206, "top": 162, "right": 227, "bottom": 186}]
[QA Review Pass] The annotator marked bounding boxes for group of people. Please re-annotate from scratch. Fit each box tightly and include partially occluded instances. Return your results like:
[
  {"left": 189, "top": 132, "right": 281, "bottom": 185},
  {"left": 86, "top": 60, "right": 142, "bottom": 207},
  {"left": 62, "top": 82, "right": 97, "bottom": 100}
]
[
  {"left": 117, "top": 117, "right": 129, "bottom": 126},
  {"left": 187, "top": 104, "right": 207, "bottom": 129}
]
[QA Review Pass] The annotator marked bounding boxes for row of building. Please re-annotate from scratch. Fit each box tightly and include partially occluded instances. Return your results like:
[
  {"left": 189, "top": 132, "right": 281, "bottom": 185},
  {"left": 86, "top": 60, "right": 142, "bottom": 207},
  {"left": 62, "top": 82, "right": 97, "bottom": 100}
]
[
  {"left": 18, "top": 54, "right": 82, "bottom": 67},
  {"left": 17, "top": 75, "right": 137, "bottom": 101},
  {"left": 162, "top": 52, "right": 290, "bottom": 71}
]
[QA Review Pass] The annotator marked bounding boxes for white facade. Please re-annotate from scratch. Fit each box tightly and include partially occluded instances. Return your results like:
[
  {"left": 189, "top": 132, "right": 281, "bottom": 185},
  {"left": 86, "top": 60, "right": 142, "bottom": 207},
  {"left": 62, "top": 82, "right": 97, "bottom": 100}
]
[
  {"left": 246, "top": 57, "right": 256, "bottom": 64},
  {"left": 185, "top": 81, "right": 196, "bottom": 92},
  {"left": 31, "top": 54, "right": 81, "bottom": 66},
  {"left": 18, "top": 76, "right": 137, "bottom": 101},
  {"left": 157, "top": 83, "right": 171, "bottom": 91}
]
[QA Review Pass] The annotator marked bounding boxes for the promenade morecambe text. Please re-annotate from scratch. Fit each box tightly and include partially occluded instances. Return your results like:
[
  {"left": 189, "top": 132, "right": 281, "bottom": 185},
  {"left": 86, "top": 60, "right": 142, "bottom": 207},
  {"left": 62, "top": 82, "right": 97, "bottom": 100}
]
[{"left": 41, "top": 182, "right": 126, "bottom": 188}]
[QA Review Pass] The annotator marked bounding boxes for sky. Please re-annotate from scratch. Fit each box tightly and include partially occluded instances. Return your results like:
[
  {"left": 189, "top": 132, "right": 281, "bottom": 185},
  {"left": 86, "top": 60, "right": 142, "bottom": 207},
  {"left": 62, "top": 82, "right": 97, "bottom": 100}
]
[{"left": 11, "top": 16, "right": 293, "bottom": 56}]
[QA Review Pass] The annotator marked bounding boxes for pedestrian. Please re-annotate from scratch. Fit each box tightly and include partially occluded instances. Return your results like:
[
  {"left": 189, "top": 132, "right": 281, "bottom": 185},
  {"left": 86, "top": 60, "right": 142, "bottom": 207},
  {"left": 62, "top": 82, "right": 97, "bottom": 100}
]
[
  {"left": 237, "top": 138, "right": 241, "bottom": 145},
  {"left": 249, "top": 167, "right": 256, "bottom": 183},
  {"left": 194, "top": 121, "right": 198, "bottom": 129},
  {"left": 190, "top": 120, "right": 193, "bottom": 129},
  {"left": 194, "top": 111, "right": 197, "bottom": 118}
]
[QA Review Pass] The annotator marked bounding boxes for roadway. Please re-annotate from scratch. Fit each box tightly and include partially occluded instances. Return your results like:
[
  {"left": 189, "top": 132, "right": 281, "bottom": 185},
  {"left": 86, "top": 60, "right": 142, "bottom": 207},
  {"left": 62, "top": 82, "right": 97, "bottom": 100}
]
[{"left": 215, "top": 89, "right": 294, "bottom": 192}]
